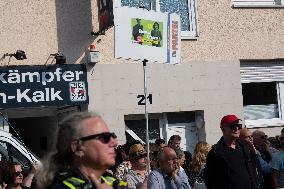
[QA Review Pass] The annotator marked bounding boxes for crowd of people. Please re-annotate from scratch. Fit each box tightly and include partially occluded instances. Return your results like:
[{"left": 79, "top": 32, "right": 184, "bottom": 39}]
[{"left": 0, "top": 111, "right": 283, "bottom": 189}]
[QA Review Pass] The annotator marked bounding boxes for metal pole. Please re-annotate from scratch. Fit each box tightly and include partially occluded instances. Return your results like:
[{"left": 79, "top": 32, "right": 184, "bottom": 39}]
[{"left": 142, "top": 59, "right": 150, "bottom": 175}]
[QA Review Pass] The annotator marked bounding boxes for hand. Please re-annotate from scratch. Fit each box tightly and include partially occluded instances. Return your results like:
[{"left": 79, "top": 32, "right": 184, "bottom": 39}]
[
  {"left": 140, "top": 175, "right": 148, "bottom": 189},
  {"left": 171, "top": 167, "right": 179, "bottom": 180},
  {"left": 2, "top": 183, "right": 7, "bottom": 189},
  {"left": 139, "top": 170, "right": 147, "bottom": 180},
  {"left": 89, "top": 174, "right": 112, "bottom": 189},
  {"left": 30, "top": 162, "right": 39, "bottom": 174},
  {"left": 174, "top": 161, "right": 180, "bottom": 170},
  {"left": 245, "top": 140, "right": 257, "bottom": 155},
  {"left": 143, "top": 173, "right": 148, "bottom": 181}
]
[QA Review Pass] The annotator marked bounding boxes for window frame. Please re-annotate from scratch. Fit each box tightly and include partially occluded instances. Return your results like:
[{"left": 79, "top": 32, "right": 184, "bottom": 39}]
[
  {"left": 115, "top": 0, "right": 198, "bottom": 38},
  {"left": 231, "top": 0, "right": 284, "bottom": 8},
  {"left": 244, "top": 81, "right": 284, "bottom": 128}
]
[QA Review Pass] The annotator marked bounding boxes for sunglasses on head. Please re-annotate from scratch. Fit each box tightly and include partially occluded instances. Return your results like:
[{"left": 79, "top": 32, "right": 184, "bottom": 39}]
[
  {"left": 229, "top": 123, "right": 242, "bottom": 130},
  {"left": 14, "top": 171, "right": 23, "bottom": 177},
  {"left": 79, "top": 132, "right": 117, "bottom": 144}
]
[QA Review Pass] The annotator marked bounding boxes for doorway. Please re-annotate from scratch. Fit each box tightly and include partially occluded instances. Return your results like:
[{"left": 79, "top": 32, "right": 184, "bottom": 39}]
[
  {"left": 124, "top": 111, "right": 201, "bottom": 154},
  {"left": 167, "top": 122, "right": 198, "bottom": 154},
  {"left": 9, "top": 116, "right": 57, "bottom": 158}
]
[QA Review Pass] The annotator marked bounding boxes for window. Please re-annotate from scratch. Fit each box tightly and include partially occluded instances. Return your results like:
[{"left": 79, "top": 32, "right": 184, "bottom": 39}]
[
  {"left": 232, "top": 0, "right": 284, "bottom": 7},
  {"left": 242, "top": 82, "right": 284, "bottom": 127},
  {"left": 118, "top": 0, "right": 198, "bottom": 38},
  {"left": 0, "top": 142, "right": 8, "bottom": 161},
  {"left": 243, "top": 82, "right": 279, "bottom": 120},
  {"left": 241, "top": 61, "right": 284, "bottom": 127}
]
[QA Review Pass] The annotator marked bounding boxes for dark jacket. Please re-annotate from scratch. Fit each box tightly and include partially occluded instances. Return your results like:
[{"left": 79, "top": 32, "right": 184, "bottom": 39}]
[
  {"left": 48, "top": 168, "right": 127, "bottom": 189},
  {"left": 204, "top": 137, "right": 257, "bottom": 189}
]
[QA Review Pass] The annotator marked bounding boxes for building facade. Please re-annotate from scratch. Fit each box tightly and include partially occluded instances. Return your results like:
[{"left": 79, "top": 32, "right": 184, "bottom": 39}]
[{"left": 0, "top": 0, "right": 283, "bottom": 156}]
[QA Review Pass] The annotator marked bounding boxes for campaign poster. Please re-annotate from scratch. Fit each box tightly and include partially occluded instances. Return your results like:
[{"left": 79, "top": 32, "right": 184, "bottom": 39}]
[
  {"left": 131, "top": 18, "right": 163, "bottom": 47},
  {"left": 114, "top": 6, "right": 180, "bottom": 63}
]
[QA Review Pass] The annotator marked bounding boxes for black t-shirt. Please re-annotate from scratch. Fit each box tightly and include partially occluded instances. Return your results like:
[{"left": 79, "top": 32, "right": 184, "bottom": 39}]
[{"left": 225, "top": 143, "right": 251, "bottom": 189}]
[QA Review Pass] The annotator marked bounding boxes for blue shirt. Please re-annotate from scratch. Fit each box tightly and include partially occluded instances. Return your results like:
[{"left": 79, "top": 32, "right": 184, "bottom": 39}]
[
  {"left": 178, "top": 167, "right": 191, "bottom": 187},
  {"left": 148, "top": 168, "right": 191, "bottom": 189},
  {"left": 256, "top": 151, "right": 271, "bottom": 174},
  {"left": 271, "top": 150, "right": 284, "bottom": 187}
]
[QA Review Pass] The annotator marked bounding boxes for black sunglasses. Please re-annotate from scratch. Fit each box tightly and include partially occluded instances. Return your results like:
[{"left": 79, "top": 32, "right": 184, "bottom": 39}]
[
  {"left": 79, "top": 132, "right": 117, "bottom": 144},
  {"left": 230, "top": 123, "right": 242, "bottom": 131},
  {"left": 14, "top": 171, "right": 23, "bottom": 177}
]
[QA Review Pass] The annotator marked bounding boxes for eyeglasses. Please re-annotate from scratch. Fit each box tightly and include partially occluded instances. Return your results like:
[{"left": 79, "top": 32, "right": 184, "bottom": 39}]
[
  {"left": 14, "top": 171, "right": 23, "bottom": 177},
  {"left": 260, "top": 135, "right": 268, "bottom": 139},
  {"left": 79, "top": 132, "right": 117, "bottom": 144},
  {"left": 230, "top": 123, "right": 242, "bottom": 131}
]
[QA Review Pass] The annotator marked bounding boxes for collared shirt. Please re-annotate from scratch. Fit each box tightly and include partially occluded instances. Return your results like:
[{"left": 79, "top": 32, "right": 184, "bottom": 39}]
[
  {"left": 125, "top": 169, "right": 145, "bottom": 189},
  {"left": 271, "top": 150, "right": 284, "bottom": 187},
  {"left": 178, "top": 167, "right": 191, "bottom": 187},
  {"left": 256, "top": 150, "right": 271, "bottom": 174},
  {"left": 148, "top": 168, "right": 191, "bottom": 189}
]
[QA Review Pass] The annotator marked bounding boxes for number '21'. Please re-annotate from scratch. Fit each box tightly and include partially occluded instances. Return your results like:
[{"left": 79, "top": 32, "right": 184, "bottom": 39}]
[{"left": 137, "top": 94, "right": 152, "bottom": 105}]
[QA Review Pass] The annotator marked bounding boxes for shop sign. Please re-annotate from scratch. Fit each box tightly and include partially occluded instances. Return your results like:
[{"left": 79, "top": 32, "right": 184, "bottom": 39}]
[
  {"left": 114, "top": 6, "right": 181, "bottom": 64},
  {"left": 0, "top": 64, "right": 88, "bottom": 108}
]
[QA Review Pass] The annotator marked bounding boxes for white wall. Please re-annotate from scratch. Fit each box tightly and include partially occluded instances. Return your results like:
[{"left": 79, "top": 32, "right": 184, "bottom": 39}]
[{"left": 87, "top": 60, "right": 244, "bottom": 145}]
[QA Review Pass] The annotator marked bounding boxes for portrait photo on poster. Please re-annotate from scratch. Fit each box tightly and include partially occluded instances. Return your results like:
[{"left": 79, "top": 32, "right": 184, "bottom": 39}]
[{"left": 131, "top": 18, "right": 163, "bottom": 47}]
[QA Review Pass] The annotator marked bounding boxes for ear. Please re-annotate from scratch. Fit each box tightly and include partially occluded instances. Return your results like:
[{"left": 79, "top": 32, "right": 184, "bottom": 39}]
[
  {"left": 71, "top": 140, "right": 85, "bottom": 158},
  {"left": 71, "top": 140, "right": 79, "bottom": 153}
]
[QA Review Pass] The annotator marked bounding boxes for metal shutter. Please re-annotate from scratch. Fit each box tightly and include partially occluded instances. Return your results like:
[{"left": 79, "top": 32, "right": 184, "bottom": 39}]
[{"left": 240, "top": 60, "right": 284, "bottom": 83}]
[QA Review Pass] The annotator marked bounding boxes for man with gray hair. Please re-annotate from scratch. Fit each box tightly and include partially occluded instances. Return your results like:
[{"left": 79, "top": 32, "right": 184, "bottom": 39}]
[
  {"left": 252, "top": 130, "right": 273, "bottom": 189},
  {"left": 36, "top": 111, "right": 127, "bottom": 189},
  {"left": 147, "top": 147, "right": 191, "bottom": 189}
]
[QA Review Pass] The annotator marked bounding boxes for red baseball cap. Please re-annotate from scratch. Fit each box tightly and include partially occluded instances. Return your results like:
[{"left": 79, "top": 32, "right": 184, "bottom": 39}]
[{"left": 220, "top": 115, "right": 241, "bottom": 128}]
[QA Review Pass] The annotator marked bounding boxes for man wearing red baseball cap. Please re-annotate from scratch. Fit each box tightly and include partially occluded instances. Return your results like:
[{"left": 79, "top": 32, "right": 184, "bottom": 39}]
[{"left": 204, "top": 114, "right": 257, "bottom": 189}]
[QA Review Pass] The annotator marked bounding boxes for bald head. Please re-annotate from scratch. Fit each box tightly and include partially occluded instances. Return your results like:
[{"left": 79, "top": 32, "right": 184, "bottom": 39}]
[
  {"left": 158, "top": 147, "right": 178, "bottom": 175},
  {"left": 252, "top": 130, "right": 265, "bottom": 138},
  {"left": 158, "top": 147, "right": 175, "bottom": 160},
  {"left": 239, "top": 128, "right": 253, "bottom": 143},
  {"left": 240, "top": 128, "right": 249, "bottom": 137},
  {"left": 252, "top": 130, "right": 267, "bottom": 150}
]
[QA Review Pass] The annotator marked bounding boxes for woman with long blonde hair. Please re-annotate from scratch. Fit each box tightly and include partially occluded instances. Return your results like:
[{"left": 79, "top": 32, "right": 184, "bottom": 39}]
[{"left": 188, "top": 141, "right": 211, "bottom": 187}]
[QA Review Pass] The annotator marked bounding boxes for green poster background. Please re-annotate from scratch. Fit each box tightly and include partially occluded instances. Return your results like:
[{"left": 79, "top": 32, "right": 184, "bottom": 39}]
[{"left": 131, "top": 18, "right": 163, "bottom": 47}]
